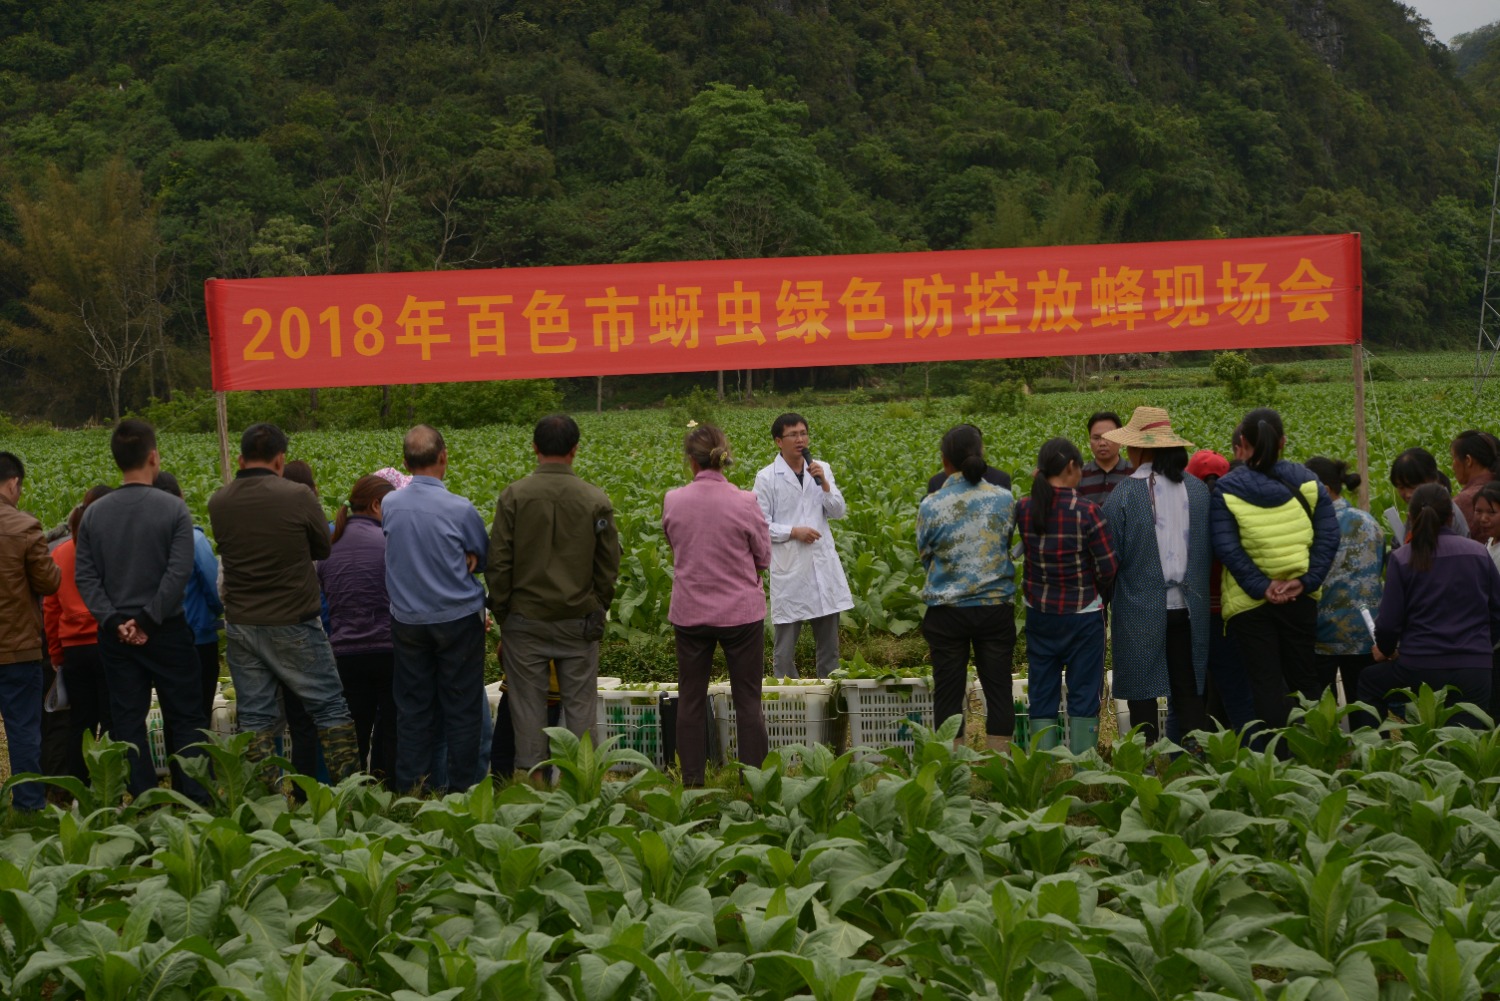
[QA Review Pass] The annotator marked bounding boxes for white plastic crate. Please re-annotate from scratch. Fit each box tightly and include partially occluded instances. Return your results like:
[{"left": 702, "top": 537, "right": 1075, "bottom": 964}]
[
  {"left": 709, "top": 681, "right": 835, "bottom": 762},
  {"left": 595, "top": 687, "right": 674, "bottom": 771},
  {"left": 839, "top": 678, "right": 933, "bottom": 758}
]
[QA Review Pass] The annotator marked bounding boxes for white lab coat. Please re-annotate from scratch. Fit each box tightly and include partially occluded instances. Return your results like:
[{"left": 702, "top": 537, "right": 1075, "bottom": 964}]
[{"left": 754, "top": 454, "right": 854, "bottom": 625}]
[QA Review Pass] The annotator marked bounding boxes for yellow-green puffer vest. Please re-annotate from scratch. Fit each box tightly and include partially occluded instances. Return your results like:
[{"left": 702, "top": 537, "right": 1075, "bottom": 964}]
[{"left": 1208, "top": 460, "right": 1342, "bottom": 622}]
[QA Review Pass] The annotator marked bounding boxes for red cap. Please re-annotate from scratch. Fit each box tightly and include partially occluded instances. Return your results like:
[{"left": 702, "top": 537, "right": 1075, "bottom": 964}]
[{"left": 1187, "top": 449, "right": 1230, "bottom": 480}]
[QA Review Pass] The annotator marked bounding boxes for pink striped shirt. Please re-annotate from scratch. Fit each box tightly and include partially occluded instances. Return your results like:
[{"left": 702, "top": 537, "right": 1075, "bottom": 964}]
[{"left": 663, "top": 470, "right": 770, "bottom": 628}]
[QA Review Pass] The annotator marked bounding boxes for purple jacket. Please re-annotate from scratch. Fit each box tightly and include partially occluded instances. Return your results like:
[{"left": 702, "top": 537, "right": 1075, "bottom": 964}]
[
  {"left": 317, "top": 516, "right": 393, "bottom": 656},
  {"left": 1375, "top": 528, "right": 1500, "bottom": 670}
]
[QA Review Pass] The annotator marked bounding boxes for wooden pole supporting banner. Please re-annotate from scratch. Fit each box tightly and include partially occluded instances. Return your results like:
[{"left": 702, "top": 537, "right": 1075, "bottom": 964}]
[
  {"left": 1352, "top": 342, "right": 1370, "bottom": 511},
  {"left": 215, "top": 391, "right": 232, "bottom": 486}
]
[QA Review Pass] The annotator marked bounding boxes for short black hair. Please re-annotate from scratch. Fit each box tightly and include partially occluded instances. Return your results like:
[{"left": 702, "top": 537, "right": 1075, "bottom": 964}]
[
  {"left": 240, "top": 422, "right": 289, "bottom": 463},
  {"left": 1086, "top": 411, "right": 1123, "bottom": 434},
  {"left": 111, "top": 419, "right": 157, "bottom": 472},
  {"left": 0, "top": 451, "right": 23, "bottom": 485},
  {"left": 152, "top": 471, "right": 183, "bottom": 498},
  {"left": 533, "top": 414, "right": 580, "bottom": 457},
  {"left": 403, "top": 424, "right": 446, "bottom": 469},
  {"left": 772, "top": 412, "right": 808, "bottom": 439}
]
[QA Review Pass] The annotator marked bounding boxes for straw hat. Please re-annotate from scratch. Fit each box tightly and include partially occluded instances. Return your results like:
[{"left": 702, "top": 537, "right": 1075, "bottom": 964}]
[{"left": 1101, "top": 406, "right": 1195, "bottom": 450}]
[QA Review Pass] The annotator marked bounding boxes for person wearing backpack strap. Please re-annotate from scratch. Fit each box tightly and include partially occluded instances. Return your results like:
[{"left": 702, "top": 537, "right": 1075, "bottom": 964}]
[{"left": 1209, "top": 408, "right": 1340, "bottom": 744}]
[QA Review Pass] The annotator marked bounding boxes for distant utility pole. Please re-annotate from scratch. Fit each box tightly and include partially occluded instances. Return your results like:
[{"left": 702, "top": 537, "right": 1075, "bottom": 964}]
[{"left": 1474, "top": 138, "right": 1500, "bottom": 405}]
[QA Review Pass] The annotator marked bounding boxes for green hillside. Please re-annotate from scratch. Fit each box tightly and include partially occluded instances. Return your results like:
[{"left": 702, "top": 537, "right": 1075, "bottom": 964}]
[{"left": 0, "top": 0, "right": 1496, "bottom": 423}]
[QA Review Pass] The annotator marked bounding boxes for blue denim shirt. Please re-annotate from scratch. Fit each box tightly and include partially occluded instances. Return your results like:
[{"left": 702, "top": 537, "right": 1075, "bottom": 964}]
[{"left": 381, "top": 476, "right": 489, "bottom": 625}]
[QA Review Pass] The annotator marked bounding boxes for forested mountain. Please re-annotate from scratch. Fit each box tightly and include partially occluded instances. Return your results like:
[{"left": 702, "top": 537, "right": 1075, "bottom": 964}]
[{"left": 0, "top": 0, "right": 1496, "bottom": 423}]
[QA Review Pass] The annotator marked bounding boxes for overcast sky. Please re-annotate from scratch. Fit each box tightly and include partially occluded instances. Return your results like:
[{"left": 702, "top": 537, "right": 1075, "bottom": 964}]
[{"left": 1404, "top": 0, "right": 1497, "bottom": 45}]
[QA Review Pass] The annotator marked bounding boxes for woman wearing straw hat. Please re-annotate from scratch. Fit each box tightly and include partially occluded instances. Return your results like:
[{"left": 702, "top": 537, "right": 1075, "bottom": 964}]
[{"left": 1100, "top": 407, "right": 1212, "bottom": 750}]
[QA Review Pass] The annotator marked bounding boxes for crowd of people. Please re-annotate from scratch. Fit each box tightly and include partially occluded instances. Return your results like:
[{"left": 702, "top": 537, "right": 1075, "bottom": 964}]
[
  {"left": 916, "top": 406, "right": 1500, "bottom": 758},
  {"left": 1, "top": 402, "right": 1498, "bottom": 807}
]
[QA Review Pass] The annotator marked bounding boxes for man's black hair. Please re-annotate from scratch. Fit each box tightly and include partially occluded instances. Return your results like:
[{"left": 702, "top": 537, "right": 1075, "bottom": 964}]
[
  {"left": 771, "top": 412, "right": 808, "bottom": 439},
  {"left": 111, "top": 419, "right": 157, "bottom": 472},
  {"left": 1086, "top": 411, "right": 1123, "bottom": 434},
  {"left": 240, "top": 422, "right": 289, "bottom": 463},
  {"left": 0, "top": 451, "right": 23, "bottom": 485},
  {"left": 534, "top": 414, "right": 580, "bottom": 457}
]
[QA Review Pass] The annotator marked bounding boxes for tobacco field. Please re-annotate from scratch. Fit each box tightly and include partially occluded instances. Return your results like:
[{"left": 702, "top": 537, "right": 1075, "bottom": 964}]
[
  {"left": 7, "top": 359, "right": 1495, "bottom": 643},
  {"left": 0, "top": 690, "right": 1498, "bottom": 999}
]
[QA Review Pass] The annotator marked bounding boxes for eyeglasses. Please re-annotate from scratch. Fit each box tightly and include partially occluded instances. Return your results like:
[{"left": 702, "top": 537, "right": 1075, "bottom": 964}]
[{"left": 778, "top": 430, "right": 810, "bottom": 440}]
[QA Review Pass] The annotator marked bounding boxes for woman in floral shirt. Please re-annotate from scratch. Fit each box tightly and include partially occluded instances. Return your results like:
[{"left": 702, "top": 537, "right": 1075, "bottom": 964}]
[{"left": 1305, "top": 456, "right": 1384, "bottom": 707}]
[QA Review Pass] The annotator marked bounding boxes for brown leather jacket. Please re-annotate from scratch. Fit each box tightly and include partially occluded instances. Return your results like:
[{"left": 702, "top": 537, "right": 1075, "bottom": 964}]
[{"left": 0, "top": 498, "right": 61, "bottom": 665}]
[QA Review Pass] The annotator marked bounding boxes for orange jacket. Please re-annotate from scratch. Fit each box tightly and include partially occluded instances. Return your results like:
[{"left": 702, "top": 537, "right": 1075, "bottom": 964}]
[{"left": 43, "top": 539, "right": 98, "bottom": 664}]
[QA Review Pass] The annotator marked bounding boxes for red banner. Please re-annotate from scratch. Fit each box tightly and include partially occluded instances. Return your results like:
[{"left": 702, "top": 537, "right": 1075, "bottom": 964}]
[{"left": 206, "top": 234, "right": 1361, "bottom": 391}]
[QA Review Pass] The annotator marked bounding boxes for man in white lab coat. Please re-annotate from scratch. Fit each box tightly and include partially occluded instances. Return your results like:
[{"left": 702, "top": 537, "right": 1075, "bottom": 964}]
[{"left": 753, "top": 413, "right": 854, "bottom": 678}]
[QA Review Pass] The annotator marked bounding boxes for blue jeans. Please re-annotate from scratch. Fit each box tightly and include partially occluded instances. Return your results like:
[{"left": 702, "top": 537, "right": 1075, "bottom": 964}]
[
  {"left": 99, "top": 616, "right": 210, "bottom": 803},
  {"left": 226, "top": 620, "right": 352, "bottom": 734},
  {"left": 0, "top": 661, "right": 44, "bottom": 811},
  {"left": 1025, "top": 608, "right": 1105, "bottom": 719},
  {"left": 392, "top": 614, "right": 486, "bottom": 793}
]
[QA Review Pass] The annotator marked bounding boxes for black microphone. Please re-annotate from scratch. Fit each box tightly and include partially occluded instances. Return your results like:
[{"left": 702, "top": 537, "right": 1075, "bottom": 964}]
[{"left": 800, "top": 447, "right": 824, "bottom": 486}]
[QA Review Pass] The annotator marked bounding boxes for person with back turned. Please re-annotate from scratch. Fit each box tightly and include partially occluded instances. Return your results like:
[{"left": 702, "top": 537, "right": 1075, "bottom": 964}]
[
  {"left": 488, "top": 415, "right": 620, "bottom": 778},
  {"left": 0, "top": 451, "right": 58, "bottom": 810},
  {"left": 74, "top": 421, "right": 210, "bottom": 802},
  {"left": 382, "top": 424, "right": 490, "bottom": 792},
  {"left": 208, "top": 422, "right": 359, "bottom": 785}
]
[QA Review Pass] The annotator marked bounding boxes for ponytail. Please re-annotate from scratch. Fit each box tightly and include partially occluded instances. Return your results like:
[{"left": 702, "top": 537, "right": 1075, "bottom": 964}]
[
  {"left": 1305, "top": 456, "right": 1360, "bottom": 498},
  {"left": 1030, "top": 437, "right": 1082, "bottom": 536},
  {"left": 1406, "top": 482, "right": 1452, "bottom": 572},
  {"left": 332, "top": 475, "right": 396, "bottom": 545},
  {"left": 332, "top": 504, "right": 351, "bottom": 545},
  {"left": 1238, "top": 407, "right": 1284, "bottom": 475},
  {"left": 939, "top": 424, "right": 986, "bottom": 485}
]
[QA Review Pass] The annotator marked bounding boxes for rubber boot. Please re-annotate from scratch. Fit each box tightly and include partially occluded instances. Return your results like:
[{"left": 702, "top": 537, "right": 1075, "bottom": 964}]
[
  {"left": 984, "top": 734, "right": 1011, "bottom": 755},
  {"left": 1033, "top": 716, "right": 1061, "bottom": 751},
  {"left": 1068, "top": 716, "right": 1100, "bottom": 756},
  {"left": 245, "top": 729, "right": 279, "bottom": 787},
  {"left": 320, "top": 722, "right": 361, "bottom": 783}
]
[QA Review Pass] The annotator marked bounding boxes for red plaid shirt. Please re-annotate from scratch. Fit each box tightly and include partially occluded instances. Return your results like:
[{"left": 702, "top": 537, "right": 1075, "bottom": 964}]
[{"left": 1016, "top": 487, "right": 1119, "bottom": 614}]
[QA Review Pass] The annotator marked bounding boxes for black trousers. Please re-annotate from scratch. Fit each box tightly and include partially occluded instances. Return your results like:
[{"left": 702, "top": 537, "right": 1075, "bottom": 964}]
[
  {"left": 59, "top": 644, "right": 110, "bottom": 783},
  {"left": 39, "top": 663, "right": 71, "bottom": 782},
  {"left": 921, "top": 603, "right": 1017, "bottom": 737},
  {"left": 282, "top": 686, "right": 322, "bottom": 779},
  {"left": 674, "top": 619, "right": 766, "bottom": 785},
  {"left": 1227, "top": 596, "right": 1320, "bottom": 736},
  {"left": 337, "top": 650, "right": 397, "bottom": 781},
  {"left": 195, "top": 642, "right": 220, "bottom": 717},
  {"left": 1351, "top": 663, "right": 1492, "bottom": 731},
  {"left": 1128, "top": 609, "right": 1209, "bottom": 745},
  {"left": 97, "top": 616, "right": 209, "bottom": 803}
]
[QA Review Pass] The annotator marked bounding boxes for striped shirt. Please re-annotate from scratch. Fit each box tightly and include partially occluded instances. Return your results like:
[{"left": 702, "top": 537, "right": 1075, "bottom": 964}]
[{"left": 1077, "top": 459, "right": 1134, "bottom": 503}]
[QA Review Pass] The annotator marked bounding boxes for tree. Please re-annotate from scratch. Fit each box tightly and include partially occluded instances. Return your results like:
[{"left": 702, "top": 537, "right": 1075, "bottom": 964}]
[{"left": 0, "top": 158, "right": 168, "bottom": 421}]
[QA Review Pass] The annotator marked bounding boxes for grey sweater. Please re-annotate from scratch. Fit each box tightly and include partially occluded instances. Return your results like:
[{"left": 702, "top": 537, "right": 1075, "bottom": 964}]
[{"left": 75, "top": 483, "right": 195, "bottom": 634}]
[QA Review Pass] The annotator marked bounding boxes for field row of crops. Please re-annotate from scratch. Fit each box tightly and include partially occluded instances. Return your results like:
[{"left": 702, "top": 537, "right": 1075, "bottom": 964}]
[
  {"left": 1, "top": 690, "right": 1497, "bottom": 999},
  {"left": 8, "top": 360, "right": 1497, "bottom": 642}
]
